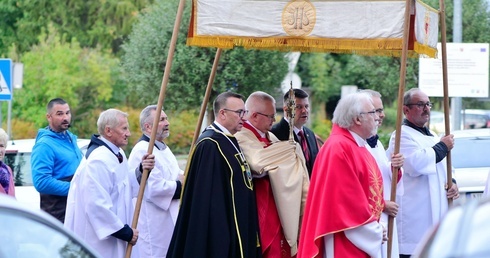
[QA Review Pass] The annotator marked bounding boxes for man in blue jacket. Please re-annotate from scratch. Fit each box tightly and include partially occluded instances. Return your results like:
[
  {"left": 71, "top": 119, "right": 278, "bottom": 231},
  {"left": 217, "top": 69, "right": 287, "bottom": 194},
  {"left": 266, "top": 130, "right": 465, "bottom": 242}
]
[{"left": 31, "top": 98, "right": 83, "bottom": 222}]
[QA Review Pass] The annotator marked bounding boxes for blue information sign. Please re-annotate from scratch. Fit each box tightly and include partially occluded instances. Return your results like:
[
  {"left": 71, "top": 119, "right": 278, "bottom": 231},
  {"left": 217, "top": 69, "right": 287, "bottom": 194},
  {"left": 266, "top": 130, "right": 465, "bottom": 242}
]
[{"left": 0, "top": 59, "right": 13, "bottom": 101}]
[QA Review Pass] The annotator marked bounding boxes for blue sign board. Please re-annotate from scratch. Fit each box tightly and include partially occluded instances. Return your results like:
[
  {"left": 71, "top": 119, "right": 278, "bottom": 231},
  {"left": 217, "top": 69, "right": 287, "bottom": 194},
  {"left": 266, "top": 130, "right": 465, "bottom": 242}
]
[{"left": 0, "top": 59, "right": 13, "bottom": 101}]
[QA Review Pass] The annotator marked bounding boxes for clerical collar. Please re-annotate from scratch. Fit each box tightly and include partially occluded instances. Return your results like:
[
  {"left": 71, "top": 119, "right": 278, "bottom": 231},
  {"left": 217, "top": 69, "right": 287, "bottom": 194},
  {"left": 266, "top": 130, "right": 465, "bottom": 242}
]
[
  {"left": 348, "top": 130, "right": 367, "bottom": 147},
  {"left": 212, "top": 121, "right": 232, "bottom": 135},
  {"left": 403, "top": 118, "right": 433, "bottom": 136},
  {"left": 245, "top": 121, "right": 266, "bottom": 138},
  {"left": 99, "top": 136, "right": 120, "bottom": 155}
]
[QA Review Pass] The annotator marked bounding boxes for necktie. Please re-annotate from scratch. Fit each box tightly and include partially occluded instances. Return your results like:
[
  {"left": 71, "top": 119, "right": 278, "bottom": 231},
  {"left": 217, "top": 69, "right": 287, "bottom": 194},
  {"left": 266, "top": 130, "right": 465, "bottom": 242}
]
[
  {"left": 117, "top": 152, "right": 123, "bottom": 163},
  {"left": 298, "top": 130, "right": 310, "bottom": 163}
]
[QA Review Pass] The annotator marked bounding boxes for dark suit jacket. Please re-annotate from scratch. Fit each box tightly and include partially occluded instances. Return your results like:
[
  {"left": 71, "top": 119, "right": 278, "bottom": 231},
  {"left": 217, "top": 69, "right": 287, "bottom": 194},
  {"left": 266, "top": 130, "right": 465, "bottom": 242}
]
[{"left": 270, "top": 117, "right": 319, "bottom": 177}]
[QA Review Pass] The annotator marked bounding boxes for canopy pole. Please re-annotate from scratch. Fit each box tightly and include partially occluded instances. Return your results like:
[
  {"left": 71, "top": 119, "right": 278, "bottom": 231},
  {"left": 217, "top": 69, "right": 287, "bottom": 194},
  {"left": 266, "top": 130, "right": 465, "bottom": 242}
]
[
  {"left": 190, "top": 48, "right": 223, "bottom": 148},
  {"left": 439, "top": 0, "right": 453, "bottom": 206},
  {"left": 125, "top": 0, "right": 186, "bottom": 257},
  {"left": 183, "top": 48, "right": 223, "bottom": 182},
  {"left": 387, "top": 0, "right": 411, "bottom": 256}
]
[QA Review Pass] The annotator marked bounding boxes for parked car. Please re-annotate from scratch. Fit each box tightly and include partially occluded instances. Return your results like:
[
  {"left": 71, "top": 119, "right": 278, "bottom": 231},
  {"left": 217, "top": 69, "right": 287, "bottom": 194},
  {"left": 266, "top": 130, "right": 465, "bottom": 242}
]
[
  {"left": 451, "top": 129, "right": 490, "bottom": 205},
  {"left": 0, "top": 194, "right": 101, "bottom": 257},
  {"left": 429, "top": 111, "right": 447, "bottom": 134},
  {"left": 412, "top": 197, "right": 490, "bottom": 257},
  {"left": 5, "top": 138, "right": 90, "bottom": 209},
  {"left": 430, "top": 109, "right": 490, "bottom": 134},
  {"left": 461, "top": 109, "right": 490, "bottom": 129}
]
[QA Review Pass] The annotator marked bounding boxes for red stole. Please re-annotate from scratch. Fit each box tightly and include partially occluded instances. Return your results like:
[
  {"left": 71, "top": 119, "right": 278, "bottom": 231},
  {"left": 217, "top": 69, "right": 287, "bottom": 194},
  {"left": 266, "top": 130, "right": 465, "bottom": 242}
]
[
  {"left": 242, "top": 123, "right": 292, "bottom": 258},
  {"left": 298, "top": 124, "right": 384, "bottom": 258}
]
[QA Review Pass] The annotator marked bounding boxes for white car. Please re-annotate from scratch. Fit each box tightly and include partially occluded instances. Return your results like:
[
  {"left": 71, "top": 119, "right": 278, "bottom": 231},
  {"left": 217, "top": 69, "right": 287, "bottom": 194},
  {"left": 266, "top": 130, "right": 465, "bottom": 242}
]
[
  {"left": 0, "top": 194, "right": 101, "bottom": 257},
  {"left": 5, "top": 138, "right": 90, "bottom": 209},
  {"left": 451, "top": 129, "right": 490, "bottom": 205},
  {"left": 413, "top": 197, "right": 490, "bottom": 257}
]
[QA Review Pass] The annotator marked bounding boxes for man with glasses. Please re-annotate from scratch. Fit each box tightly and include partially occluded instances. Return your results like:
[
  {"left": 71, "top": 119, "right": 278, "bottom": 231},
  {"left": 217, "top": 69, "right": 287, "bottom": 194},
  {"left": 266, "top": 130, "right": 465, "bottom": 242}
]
[
  {"left": 299, "top": 91, "right": 386, "bottom": 258},
  {"left": 386, "top": 88, "right": 459, "bottom": 258},
  {"left": 235, "top": 91, "right": 309, "bottom": 257},
  {"left": 167, "top": 92, "right": 262, "bottom": 258},
  {"left": 361, "top": 89, "right": 404, "bottom": 258},
  {"left": 271, "top": 88, "right": 321, "bottom": 177}
]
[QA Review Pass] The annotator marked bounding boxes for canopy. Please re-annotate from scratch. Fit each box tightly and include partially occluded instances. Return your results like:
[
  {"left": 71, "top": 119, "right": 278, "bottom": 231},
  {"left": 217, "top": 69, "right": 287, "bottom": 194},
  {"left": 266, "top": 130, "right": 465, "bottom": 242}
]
[{"left": 187, "top": 0, "right": 439, "bottom": 58}]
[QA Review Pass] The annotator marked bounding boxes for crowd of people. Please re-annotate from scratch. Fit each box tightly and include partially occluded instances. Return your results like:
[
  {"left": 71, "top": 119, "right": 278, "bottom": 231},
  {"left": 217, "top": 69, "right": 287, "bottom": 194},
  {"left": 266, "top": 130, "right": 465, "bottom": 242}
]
[{"left": 1, "top": 87, "right": 474, "bottom": 257}]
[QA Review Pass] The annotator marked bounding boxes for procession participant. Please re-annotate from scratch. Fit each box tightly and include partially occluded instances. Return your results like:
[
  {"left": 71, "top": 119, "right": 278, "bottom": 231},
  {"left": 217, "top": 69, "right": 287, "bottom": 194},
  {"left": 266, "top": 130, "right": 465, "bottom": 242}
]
[
  {"left": 298, "top": 92, "right": 386, "bottom": 258},
  {"left": 65, "top": 108, "right": 155, "bottom": 258},
  {"left": 167, "top": 92, "right": 261, "bottom": 258},
  {"left": 128, "top": 105, "right": 184, "bottom": 257},
  {"left": 271, "top": 88, "right": 320, "bottom": 177},
  {"left": 386, "top": 88, "right": 459, "bottom": 257},
  {"left": 236, "top": 91, "right": 309, "bottom": 257}
]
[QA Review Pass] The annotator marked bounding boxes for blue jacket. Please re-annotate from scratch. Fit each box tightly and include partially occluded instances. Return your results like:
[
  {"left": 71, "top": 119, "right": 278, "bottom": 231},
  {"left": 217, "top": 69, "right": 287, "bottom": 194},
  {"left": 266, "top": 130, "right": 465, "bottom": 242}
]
[{"left": 31, "top": 127, "right": 83, "bottom": 196}]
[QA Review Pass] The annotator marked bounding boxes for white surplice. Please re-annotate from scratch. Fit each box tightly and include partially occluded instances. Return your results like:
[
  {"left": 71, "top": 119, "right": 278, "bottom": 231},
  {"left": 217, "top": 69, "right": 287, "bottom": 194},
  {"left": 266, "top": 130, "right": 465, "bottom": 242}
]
[
  {"left": 65, "top": 146, "right": 135, "bottom": 258},
  {"left": 367, "top": 140, "right": 403, "bottom": 258},
  {"left": 387, "top": 125, "right": 448, "bottom": 255},
  {"left": 128, "top": 140, "right": 183, "bottom": 258}
]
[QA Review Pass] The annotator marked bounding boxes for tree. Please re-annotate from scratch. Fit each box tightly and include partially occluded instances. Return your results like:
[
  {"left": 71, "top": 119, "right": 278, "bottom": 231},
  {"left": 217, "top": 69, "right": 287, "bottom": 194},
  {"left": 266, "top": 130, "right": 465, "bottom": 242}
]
[
  {"left": 13, "top": 25, "right": 119, "bottom": 137},
  {"left": 0, "top": 0, "right": 154, "bottom": 55},
  {"left": 121, "top": 0, "right": 289, "bottom": 111},
  {"left": 0, "top": 0, "right": 22, "bottom": 56}
]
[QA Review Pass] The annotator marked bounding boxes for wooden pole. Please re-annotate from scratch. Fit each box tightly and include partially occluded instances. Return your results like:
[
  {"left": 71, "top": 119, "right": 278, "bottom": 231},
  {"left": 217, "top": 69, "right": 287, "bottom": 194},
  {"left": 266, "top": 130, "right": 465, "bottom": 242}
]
[
  {"left": 184, "top": 48, "right": 223, "bottom": 181},
  {"left": 387, "top": 0, "right": 411, "bottom": 256},
  {"left": 439, "top": 0, "right": 453, "bottom": 206},
  {"left": 190, "top": 48, "right": 223, "bottom": 147},
  {"left": 125, "top": 0, "right": 186, "bottom": 257}
]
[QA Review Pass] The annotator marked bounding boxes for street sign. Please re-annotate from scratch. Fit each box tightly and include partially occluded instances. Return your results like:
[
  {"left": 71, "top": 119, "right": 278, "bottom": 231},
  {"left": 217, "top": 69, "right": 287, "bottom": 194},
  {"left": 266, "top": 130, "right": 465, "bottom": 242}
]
[{"left": 0, "top": 59, "right": 13, "bottom": 101}]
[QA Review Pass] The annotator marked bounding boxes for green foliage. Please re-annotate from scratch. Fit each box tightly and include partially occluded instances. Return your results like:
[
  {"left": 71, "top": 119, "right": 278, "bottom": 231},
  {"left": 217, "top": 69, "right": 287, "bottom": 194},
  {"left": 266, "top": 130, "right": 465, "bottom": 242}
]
[
  {"left": 14, "top": 25, "right": 118, "bottom": 132},
  {"left": 0, "top": 0, "right": 22, "bottom": 57},
  {"left": 0, "top": 0, "right": 154, "bottom": 55},
  {"left": 311, "top": 115, "right": 331, "bottom": 144},
  {"left": 121, "top": 0, "right": 289, "bottom": 111},
  {"left": 123, "top": 107, "right": 197, "bottom": 154},
  {"left": 165, "top": 110, "right": 198, "bottom": 154}
]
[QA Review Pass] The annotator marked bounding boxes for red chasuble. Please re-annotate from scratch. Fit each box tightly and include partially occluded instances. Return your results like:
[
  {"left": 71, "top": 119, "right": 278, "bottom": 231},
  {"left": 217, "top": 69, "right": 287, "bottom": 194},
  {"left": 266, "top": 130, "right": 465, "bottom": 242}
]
[{"left": 298, "top": 124, "right": 384, "bottom": 258}]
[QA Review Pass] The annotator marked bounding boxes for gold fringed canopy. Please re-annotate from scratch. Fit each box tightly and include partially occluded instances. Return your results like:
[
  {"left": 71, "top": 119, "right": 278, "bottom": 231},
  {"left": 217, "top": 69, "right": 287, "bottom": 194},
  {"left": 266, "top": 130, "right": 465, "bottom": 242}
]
[{"left": 187, "top": 0, "right": 439, "bottom": 58}]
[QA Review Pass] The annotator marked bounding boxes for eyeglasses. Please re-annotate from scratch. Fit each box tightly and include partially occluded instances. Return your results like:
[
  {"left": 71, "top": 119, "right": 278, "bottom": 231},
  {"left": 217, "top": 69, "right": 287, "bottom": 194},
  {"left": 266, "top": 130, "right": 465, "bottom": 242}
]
[
  {"left": 256, "top": 112, "right": 276, "bottom": 120},
  {"left": 359, "top": 110, "right": 377, "bottom": 117},
  {"left": 223, "top": 108, "right": 248, "bottom": 118},
  {"left": 405, "top": 102, "right": 433, "bottom": 109},
  {"left": 375, "top": 108, "right": 384, "bottom": 114}
]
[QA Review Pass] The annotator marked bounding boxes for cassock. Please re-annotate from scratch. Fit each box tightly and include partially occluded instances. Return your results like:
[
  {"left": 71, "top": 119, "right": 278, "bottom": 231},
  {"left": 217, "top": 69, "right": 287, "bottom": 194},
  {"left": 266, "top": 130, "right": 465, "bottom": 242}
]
[
  {"left": 386, "top": 125, "right": 448, "bottom": 254},
  {"left": 128, "top": 135, "right": 183, "bottom": 257},
  {"left": 167, "top": 123, "right": 261, "bottom": 258},
  {"left": 298, "top": 124, "right": 384, "bottom": 258},
  {"left": 367, "top": 139, "right": 403, "bottom": 258},
  {"left": 65, "top": 135, "right": 135, "bottom": 258},
  {"left": 235, "top": 122, "right": 309, "bottom": 256}
]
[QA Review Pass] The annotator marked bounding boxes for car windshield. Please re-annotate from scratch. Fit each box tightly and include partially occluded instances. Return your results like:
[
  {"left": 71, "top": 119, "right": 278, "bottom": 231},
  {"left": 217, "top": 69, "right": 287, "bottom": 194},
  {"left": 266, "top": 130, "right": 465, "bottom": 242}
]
[
  {"left": 5, "top": 150, "right": 33, "bottom": 186},
  {"left": 452, "top": 137, "right": 490, "bottom": 168},
  {"left": 0, "top": 208, "right": 97, "bottom": 258}
]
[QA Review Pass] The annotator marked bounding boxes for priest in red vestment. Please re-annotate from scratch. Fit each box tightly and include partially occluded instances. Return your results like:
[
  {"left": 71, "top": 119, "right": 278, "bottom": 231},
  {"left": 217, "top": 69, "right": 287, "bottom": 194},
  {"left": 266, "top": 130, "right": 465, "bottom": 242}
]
[
  {"left": 298, "top": 91, "right": 385, "bottom": 258},
  {"left": 235, "top": 91, "right": 309, "bottom": 258}
]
